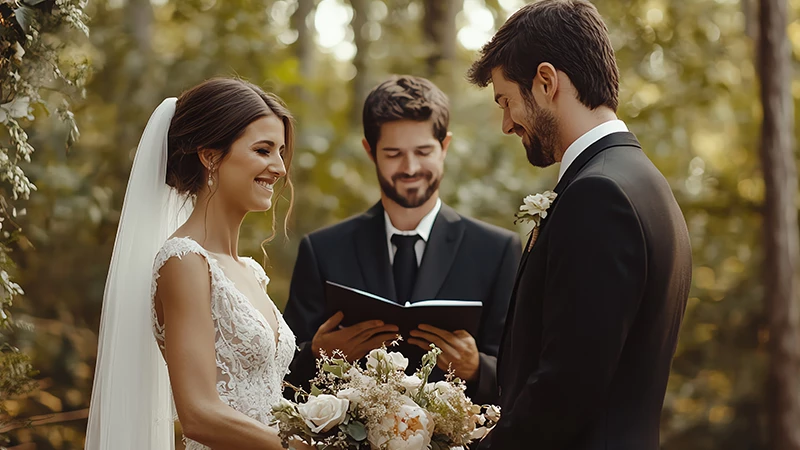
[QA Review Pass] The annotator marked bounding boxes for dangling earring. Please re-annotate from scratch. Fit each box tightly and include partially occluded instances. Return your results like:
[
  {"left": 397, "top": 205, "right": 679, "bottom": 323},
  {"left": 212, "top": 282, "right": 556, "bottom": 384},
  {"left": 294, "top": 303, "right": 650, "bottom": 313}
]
[{"left": 207, "top": 166, "right": 214, "bottom": 187}]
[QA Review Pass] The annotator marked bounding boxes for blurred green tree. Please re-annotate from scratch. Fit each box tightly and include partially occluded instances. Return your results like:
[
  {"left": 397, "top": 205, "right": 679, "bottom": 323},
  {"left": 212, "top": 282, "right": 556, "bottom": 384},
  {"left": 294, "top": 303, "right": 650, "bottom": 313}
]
[{"left": 2, "top": 0, "right": 799, "bottom": 448}]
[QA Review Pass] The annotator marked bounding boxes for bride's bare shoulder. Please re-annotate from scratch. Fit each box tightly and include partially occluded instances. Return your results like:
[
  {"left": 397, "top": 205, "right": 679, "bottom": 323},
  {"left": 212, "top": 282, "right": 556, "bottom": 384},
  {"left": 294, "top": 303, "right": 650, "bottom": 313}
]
[{"left": 154, "top": 237, "right": 212, "bottom": 303}]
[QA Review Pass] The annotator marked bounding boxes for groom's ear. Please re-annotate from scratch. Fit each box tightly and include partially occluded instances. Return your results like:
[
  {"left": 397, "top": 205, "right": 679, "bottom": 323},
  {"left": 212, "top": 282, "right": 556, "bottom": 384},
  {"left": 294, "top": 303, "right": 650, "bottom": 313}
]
[
  {"left": 533, "top": 62, "right": 559, "bottom": 104},
  {"left": 362, "top": 138, "right": 376, "bottom": 163}
]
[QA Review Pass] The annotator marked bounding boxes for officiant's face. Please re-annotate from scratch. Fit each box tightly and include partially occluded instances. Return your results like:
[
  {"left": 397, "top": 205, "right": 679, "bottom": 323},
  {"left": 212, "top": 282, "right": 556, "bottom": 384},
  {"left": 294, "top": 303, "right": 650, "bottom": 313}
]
[
  {"left": 366, "top": 119, "right": 451, "bottom": 209},
  {"left": 491, "top": 67, "right": 559, "bottom": 168}
]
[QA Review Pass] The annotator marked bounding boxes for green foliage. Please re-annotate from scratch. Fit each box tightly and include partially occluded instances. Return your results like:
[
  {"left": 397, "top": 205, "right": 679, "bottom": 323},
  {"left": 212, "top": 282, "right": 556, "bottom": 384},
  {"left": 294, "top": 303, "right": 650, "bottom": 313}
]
[
  {"left": 0, "top": 0, "right": 88, "bottom": 446},
  {"left": 3, "top": 0, "right": 799, "bottom": 448}
]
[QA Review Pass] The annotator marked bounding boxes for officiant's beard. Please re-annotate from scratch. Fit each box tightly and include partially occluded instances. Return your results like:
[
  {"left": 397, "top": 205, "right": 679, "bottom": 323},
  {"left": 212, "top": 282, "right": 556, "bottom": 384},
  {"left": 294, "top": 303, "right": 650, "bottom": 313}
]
[
  {"left": 377, "top": 170, "right": 441, "bottom": 208},
  {"left": 522, "top": 95, "right": 560, "bottom": 168}
]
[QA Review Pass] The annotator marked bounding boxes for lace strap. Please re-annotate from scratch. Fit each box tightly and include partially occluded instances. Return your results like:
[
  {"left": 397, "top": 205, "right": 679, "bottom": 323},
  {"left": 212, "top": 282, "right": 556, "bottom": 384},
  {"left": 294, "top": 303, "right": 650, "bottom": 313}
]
[
  {"left": 243, "top": 257, "right": 270, "bottom": 288},
  {"left": 151, "top": 237, "right": 217, "bottom": 298}
]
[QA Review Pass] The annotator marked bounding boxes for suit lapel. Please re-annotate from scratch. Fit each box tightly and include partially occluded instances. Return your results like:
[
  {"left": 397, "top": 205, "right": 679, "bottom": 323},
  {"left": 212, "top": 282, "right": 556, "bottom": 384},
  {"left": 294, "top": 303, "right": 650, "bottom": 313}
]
[
  {"left": 552, "top": 131, "right": 641, "bottom": 194},
  {"left": 354, "top": 202, "right": 397, "bottom": 302},
  {"left": 511, "top": 131, "right": 641, "bottom": 280},
  {"left": 409, "top": 204, "right": 465, "bottom": 302},
  {"left": 499, "top": 132, "right": 642, "bottom": 382}
]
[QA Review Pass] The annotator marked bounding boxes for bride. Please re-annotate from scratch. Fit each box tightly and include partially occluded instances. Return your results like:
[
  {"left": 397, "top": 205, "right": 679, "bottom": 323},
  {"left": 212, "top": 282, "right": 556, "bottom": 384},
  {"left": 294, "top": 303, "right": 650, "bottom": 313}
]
[{"left": 85, "top": 78, "right": 312, "bottom": 450}]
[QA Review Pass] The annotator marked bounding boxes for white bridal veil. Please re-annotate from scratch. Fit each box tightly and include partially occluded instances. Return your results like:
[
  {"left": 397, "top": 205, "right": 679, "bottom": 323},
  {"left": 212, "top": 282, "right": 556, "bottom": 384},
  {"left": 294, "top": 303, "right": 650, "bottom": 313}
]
[{"left": 86, "top": 98, "right": 192, "bottom": 449}]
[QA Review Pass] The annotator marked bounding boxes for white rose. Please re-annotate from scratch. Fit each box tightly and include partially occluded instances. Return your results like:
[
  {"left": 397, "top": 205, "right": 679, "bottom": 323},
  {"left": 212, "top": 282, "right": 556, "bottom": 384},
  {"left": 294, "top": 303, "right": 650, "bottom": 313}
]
[
  {"left": 1, "top": 96, "right": 31, "bottom": 120},
  {"left": 297, "top": 394, "right": 349, "bottom": 433},
  {"left": 485, "top": 405, "right": 501, "bottom": 422},
  {"left": 521, "top": 194, "right": 547, "bottom": 214},
  {"left": 433, "top": 381, "right": 451, "bottom": 392},
  {"left": 388, "top": 351, "right": 409, "bottom": 371},
  {"left": 12, "top": 42, "right": 24, "bottom": 61},
  {"left": 336, "top": 388, "right": 362, "bottom": 405},
  {"left": 368, "top": 400, "right": 434, "bottom": 450},
  {"left": 470, "top": 426, "right": 490, "bottom": 440},
  {"left": 400, "top": 375, "right": 423, "bottom": 394},
  {"left": 366, "top": 348, "right": 387, "bottom": 371},
  {"left": 366, "top": 348, "right": 408, "bottom": 372}
]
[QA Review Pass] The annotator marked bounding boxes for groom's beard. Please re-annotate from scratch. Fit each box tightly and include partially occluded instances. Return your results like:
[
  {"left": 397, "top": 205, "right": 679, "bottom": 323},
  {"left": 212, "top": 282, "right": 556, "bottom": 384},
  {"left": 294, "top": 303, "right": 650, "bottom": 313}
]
[
  {"left": 522, "top": 95, "right": 560, "bottom": 168},
  {"left": 377, "top": 169, "right": 441, "bottom": 208}
]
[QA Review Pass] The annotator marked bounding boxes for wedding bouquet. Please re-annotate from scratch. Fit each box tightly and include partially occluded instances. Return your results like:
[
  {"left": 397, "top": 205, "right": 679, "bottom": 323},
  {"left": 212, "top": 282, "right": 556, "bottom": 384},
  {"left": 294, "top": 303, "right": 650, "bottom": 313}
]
[{"left": 271, "top": 343, "right": 501, "bottom": 449}]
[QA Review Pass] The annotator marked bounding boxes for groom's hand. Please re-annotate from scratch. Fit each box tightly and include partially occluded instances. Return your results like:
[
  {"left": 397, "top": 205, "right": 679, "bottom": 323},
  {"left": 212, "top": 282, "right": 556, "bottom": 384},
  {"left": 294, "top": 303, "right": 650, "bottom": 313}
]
[
  {"left": 311, "top": 311, "right": 400, "bottom": 362},
  {"left": 408, "top": 324, "right": 480, "bottom": 382}
]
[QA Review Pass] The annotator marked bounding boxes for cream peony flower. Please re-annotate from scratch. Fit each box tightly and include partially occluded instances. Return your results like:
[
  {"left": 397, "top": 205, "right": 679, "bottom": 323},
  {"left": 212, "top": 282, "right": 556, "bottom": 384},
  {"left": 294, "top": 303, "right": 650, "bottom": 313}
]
[
  {"left": 368, "top": 399, "right": 434, "bottom": 450},
  {"left": 297, "top": 394, "right": 349, "bottom": 433}
]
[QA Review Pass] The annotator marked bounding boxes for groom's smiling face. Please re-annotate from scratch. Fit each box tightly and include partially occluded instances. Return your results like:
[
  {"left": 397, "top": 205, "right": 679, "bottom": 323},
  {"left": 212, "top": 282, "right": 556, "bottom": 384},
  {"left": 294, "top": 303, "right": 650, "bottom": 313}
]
[
  {"left": 491, "top": 67, "right": 560, "bottom": 168},
  {"left": 364, "top": 119, "right": 451, "bottom": 209}
]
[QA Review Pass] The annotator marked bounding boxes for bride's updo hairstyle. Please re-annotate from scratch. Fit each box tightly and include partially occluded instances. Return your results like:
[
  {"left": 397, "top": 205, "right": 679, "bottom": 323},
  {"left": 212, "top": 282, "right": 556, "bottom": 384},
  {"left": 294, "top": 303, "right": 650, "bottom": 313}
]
[{"left": 165, "top": 77, "right": 295, "bottom": 240}]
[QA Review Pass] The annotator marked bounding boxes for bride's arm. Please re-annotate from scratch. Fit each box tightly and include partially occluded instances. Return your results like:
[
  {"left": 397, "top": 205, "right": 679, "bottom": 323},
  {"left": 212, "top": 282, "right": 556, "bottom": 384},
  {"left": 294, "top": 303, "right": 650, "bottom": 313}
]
[{"left": 157, "top": 253, "right": 307, "bottom": 450}]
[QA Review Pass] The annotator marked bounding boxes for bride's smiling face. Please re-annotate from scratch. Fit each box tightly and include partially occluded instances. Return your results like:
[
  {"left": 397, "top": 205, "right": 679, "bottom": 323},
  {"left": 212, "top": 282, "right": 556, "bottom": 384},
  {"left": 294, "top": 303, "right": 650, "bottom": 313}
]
[{"left": 209, "top": 115, "right": 287, "bottom": 213}]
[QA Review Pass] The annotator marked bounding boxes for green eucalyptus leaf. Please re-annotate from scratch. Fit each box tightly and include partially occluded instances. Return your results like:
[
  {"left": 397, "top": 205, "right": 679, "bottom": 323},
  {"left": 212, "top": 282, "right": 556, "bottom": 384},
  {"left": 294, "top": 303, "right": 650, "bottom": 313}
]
[
  {"left": 345, "top": 421, "right": 367, "bottom": 441},
  {"left": 14, "top": 6, "right": 35, "bottom": 34}
]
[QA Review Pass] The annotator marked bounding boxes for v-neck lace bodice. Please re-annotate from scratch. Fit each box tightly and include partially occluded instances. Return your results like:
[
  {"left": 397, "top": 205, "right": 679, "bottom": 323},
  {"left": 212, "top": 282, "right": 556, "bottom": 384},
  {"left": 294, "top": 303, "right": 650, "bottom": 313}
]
[{"left": 151, "top": 237, "right": 296, "bottom": 450}]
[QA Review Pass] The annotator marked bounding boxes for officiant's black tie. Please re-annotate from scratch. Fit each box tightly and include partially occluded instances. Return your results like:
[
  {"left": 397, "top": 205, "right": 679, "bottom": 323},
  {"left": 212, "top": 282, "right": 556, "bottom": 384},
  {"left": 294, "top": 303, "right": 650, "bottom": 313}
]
[{"left": 392, "top": 234, "right": 420, "bottom": 304}]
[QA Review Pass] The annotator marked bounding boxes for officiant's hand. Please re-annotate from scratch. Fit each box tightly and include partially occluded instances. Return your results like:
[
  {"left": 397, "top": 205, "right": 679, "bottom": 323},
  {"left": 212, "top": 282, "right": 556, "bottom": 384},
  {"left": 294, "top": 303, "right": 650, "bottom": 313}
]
[
  {"left": 408, "top": 324, "right": 480, "bottom": 382},
  {"left": 311, "top": 311, "right": 400, "bottom": 362}
]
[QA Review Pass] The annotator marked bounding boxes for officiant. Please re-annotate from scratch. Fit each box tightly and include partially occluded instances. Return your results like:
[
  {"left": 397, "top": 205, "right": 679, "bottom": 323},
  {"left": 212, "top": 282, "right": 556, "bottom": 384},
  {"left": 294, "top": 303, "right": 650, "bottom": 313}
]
[{"left": 283, "top": 75, "right": 520, "bottom": 404}]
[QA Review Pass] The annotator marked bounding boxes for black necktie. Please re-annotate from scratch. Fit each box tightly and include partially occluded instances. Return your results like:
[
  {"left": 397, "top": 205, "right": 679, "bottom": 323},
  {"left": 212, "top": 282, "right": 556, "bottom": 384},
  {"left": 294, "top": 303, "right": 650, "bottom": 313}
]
[{"left": 391, "top": 234, "right": 420, "bottom": 304}]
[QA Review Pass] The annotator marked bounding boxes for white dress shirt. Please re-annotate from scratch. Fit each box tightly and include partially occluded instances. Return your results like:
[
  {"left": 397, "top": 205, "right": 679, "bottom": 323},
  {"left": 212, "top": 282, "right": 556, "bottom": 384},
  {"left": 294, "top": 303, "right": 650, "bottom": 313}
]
[
  {"left": 558, "top": 120, "right": 629, "bottom": 182},
  {"left": 384, "top": 198, "right": 442, "bottom": 266}
]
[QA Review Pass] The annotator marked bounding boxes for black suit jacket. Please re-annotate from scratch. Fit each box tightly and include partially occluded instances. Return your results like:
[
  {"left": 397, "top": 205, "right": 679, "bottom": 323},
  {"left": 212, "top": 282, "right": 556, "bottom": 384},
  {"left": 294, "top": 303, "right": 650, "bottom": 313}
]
[
  {"left": 284, "top": 202, "right": 521, "bottom": 404},
  {"left": 481, "top": 133, "right": 692, "bottom": 449}
]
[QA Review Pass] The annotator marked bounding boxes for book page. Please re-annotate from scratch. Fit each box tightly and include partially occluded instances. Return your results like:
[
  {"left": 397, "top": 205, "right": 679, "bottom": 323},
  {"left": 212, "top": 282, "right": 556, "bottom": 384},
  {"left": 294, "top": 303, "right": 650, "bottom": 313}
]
[
  {"left": 407, "top": 299, "right": 483, "bottom": 308},
  {"left": 326, "top": 281, "right": 398, "bottom": 306}
]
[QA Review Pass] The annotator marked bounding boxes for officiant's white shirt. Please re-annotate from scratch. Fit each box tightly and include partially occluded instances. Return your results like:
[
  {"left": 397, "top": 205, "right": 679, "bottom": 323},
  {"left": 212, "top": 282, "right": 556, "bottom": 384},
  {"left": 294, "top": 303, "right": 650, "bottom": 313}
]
[
  {"left": 558, "top": 120, "right": 629, "bottom": 182},
  {"left": 385, "top": 197, "right": 441, "bottom": 266}
]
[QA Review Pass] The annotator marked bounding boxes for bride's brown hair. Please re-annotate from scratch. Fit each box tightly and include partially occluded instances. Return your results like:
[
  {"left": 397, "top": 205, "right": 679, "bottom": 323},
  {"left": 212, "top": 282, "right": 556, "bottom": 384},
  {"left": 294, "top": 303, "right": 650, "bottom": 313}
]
[{"left": 165, "top": 77, "right": 295, "bottom": 249}]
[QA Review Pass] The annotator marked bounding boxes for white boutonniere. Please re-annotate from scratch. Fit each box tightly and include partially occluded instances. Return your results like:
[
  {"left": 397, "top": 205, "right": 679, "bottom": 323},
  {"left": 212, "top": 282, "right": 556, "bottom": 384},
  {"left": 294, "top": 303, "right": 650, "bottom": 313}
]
[{"left": 514, "top": 191, "right": 557, "bottom": 252}]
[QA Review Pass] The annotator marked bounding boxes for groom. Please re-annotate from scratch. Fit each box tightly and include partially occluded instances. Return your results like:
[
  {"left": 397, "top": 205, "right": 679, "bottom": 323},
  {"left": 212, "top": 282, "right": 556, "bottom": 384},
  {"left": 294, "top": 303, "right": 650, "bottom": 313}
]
[{"left": 468, "top": 1, "right": 691, "bottom": 449}]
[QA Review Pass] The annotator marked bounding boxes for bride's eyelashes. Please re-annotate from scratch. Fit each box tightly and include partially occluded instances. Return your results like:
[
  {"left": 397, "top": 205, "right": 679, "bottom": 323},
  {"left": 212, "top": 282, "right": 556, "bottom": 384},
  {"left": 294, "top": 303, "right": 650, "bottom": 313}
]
[{"left": 255, "top": 148, "right": 271, "bottom": 155}]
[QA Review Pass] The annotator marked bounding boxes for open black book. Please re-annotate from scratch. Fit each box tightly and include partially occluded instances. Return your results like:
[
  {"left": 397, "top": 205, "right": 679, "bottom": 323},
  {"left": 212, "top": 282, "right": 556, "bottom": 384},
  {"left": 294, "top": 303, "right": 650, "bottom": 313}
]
[{"left": 324, "top": 281, "right": 483, "bottom": 362}]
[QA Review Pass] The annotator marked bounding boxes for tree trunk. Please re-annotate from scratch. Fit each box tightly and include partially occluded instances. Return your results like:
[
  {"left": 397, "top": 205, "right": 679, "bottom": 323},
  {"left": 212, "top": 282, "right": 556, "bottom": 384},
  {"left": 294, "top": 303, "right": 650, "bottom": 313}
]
[
  {"left": 124, "top": 0, "right": 153, "bottom": 60},
  {"left": 422, "top": 0, "right": 462, "bottom": 77},
  {"left": 350, "top": 0, "right": 369, "bottom": 125},
  {"left": 291, "top": 0, "right": 316, "bottom": 79},
  {"left": 758, "top": 0, "right": 800, "bottom": 449}
]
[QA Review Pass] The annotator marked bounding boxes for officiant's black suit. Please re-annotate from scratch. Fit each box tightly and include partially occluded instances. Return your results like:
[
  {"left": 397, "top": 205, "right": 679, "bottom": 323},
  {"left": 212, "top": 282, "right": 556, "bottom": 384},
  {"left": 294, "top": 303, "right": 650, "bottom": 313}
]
[
  {"left": 284, "top": 201, "right": 521, "bottom": 404},
  {"left": 480, "top": 132, "right": 692, "bottom": 450}
]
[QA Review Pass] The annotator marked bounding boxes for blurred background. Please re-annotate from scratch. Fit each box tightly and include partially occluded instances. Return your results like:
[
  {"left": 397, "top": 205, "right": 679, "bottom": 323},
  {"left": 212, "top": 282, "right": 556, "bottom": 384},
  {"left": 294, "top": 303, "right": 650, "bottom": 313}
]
[{"left": 1, "top": 0, "right": 799, "bottom": 448}]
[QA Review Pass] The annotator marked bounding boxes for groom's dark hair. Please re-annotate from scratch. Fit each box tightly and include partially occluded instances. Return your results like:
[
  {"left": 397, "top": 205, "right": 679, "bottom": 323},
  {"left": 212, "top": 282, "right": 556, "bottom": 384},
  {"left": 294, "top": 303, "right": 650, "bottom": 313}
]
[
  {"left": 467, "top": 0, "right": 619, "bottom": 112},
  {"left": 362, "top": 75, "right": 450, "bottom": 156}
]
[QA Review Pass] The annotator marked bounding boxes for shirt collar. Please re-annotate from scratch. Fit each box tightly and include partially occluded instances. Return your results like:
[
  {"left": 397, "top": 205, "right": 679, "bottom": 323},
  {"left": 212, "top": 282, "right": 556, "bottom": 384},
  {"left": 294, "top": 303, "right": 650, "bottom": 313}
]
[
  {"left": 558, "top": 120, "right": 628, "bottom": 182},
  {"left": 384, "top": 197, "right": 441, "bottom": 242}
]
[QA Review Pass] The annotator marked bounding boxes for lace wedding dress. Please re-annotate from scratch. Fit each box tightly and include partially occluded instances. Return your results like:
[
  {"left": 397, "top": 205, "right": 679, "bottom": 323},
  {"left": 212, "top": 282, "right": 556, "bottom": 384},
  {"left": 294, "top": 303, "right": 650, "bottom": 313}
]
[{"left": 151, "top": 237, "right": 296, "bottom": 450}]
